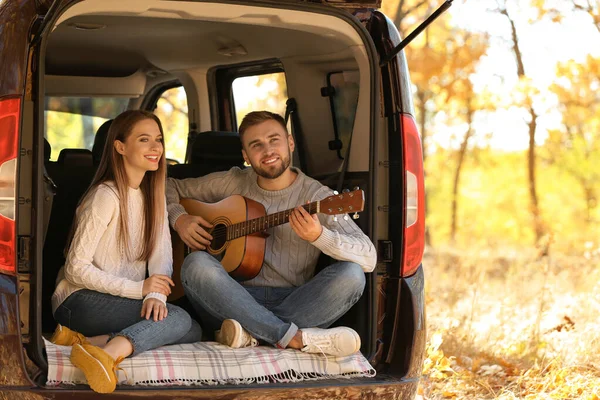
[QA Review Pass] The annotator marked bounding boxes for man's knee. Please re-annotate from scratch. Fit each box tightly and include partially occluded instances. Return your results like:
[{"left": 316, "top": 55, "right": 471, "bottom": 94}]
[
  {"left": 338, "top": 262, "right": 366, "bottom": 293},
  {"left": 181, "top": 252, "right": 220, "bottom": 286}
]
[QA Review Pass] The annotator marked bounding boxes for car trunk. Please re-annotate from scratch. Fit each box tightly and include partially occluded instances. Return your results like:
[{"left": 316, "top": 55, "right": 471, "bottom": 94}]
[{"left": 13, "top": 0, "right": 426, "bottom": 396}]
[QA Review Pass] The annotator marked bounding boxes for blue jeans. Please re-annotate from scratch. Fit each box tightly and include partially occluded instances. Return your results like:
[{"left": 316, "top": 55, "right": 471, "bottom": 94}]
[
  {"left": 180, "top": 252, "right": 365, "bottom": 348},
  {"left": 53, "top": 290, "right": 203, "bottom": 356}
]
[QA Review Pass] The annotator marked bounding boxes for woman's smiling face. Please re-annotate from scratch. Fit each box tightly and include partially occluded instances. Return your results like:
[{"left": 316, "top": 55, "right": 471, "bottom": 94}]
[{"left": 115, "top": 118, "right": 164, "bottom": 174}]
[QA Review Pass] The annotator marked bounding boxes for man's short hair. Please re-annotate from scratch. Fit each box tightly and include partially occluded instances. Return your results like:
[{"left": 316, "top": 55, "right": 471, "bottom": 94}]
[{"left": 239, "top": 111, "right": 287, "bottom": 139}]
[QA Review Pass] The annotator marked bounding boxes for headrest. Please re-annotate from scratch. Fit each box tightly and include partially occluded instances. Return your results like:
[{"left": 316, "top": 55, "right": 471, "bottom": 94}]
[
  {"left": 92, "top": 119, "right": 113, "bottom": 166},
  {"left": 190, "top": 131, "right": 244, "bottom": 168},
  {"left": 57, "top": 148, "right": 93, "bottom": 167},
  {"left": 44, "top": 138, "right": 51, "bottom": 162}
]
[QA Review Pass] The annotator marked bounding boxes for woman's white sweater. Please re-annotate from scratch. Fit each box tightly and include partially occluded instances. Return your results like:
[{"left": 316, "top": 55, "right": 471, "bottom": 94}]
[{"left": 51, "top": 182, "right": 172, "bottom": 314}]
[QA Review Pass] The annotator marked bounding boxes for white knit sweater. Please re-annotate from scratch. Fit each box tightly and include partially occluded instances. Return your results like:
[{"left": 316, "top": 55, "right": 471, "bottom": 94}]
[{"left": 51, "top": 182, "right": 172, "bottom": 314}]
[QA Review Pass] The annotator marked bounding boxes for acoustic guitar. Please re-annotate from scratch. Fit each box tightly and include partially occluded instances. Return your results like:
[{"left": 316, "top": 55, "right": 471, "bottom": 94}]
[{"left": 169, "top": 189, "right": 364, "bottom": 301}]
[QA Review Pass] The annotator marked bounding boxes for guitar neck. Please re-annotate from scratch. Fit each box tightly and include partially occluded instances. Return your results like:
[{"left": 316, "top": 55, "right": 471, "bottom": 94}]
[{"left": 227, "top": 201, "right": 319, "bottom": 240}]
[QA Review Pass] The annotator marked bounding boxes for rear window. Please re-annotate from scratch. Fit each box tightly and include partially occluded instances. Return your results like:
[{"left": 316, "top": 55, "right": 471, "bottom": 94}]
[
  {"left": 325, "top": 71, "right": 360, "bottom": 158},
  {"left": 44, "top": 97, "right": 130, "bottom": 161},
  {"left": 153, "top": 86, "right": 188, "bottom": 164},
  {"left": 232, "top": 72, "right": 288, "bottom": 128}
]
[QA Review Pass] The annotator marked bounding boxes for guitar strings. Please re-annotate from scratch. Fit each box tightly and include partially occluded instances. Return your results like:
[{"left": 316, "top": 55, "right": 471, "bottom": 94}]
[{"left": 206, "top": 203, "right": 318, "bottom": 239}]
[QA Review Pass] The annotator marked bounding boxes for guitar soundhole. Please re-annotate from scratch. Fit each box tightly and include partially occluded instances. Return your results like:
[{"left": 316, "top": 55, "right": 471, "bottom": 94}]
[{"left": 209, "top": 223, "right": 228, "bottom": 252}]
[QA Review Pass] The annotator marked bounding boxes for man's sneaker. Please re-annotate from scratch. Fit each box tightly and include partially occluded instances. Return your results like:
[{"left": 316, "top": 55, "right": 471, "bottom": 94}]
[
  {"left": 301, "top": 327, "right": 361, "bottom": 357},
  {"left": 215, "top": 319, "right": 258, "bottom": 348},
  {"left": 70, "top": 343, "right": 125, "bottom": 393},
  {"left": 50, "top": 324, "right": 89, "bottom": 346}
]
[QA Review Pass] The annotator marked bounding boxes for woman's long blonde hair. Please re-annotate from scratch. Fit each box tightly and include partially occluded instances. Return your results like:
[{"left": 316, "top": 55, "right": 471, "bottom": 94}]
[{"left": 67, "top": 110, "right": 167, "bottom": 261}]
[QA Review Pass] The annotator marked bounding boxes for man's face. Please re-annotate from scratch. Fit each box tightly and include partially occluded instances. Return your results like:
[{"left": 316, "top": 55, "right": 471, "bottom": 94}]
[{"left": 241, "top": 119, "right": 294, "bottom": 180}]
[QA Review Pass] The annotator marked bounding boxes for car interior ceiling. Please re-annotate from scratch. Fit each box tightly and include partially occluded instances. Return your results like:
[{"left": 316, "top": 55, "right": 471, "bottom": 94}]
[
  {"left": 45, "top": 7, "right": 373, "bottom": 175},
  {"left": 38, "top": 5, "right": 376, "bottom": 360},
  {"left": 46, "top": 12, "right": 363, "bottom": 75}
]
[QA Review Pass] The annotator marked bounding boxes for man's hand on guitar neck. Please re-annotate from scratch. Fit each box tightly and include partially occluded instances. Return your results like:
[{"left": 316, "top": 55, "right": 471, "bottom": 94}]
[
  {"left": 290, "top": 203, "right": 323, "bottom": 243},
  {"left": 174, "top": 214, "right": 214, "bottom": 251}
]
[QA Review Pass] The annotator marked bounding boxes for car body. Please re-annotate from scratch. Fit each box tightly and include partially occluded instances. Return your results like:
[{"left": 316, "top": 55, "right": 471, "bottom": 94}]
[{"left": 0, "top": 0, "right": 427, "bottom": 398}]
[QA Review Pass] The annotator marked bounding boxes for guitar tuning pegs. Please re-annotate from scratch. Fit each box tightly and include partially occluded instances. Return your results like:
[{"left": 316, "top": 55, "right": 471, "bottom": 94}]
[
  {"left": 333, "top": 190, "right": 339, "bottom": 195},
  {"left": 353, "top": 212, "right": 359, "bottom": 220},
  {"left": 342, "top": 188, "right": 350, "bottom": 193},
  {"left": 343, "top": 215, "right": 349, "bottom": 221},
  {"left": 353, "top": 186, "right": 360, "bottom": 191}
]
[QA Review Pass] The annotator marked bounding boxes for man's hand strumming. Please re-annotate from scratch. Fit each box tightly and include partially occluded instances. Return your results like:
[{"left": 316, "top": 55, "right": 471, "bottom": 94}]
[{"left": 174, "top": 214, "right": 214, "bottom": 251}]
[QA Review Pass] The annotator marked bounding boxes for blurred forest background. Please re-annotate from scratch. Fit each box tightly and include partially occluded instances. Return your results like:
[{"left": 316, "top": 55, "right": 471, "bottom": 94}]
[
  {"left": 381, "top": 0, "right": 599, "bottom": 255},
  {"left": 43, "top": 0, "right": 600, "bottom": 397},
  {"left": 378, "top": 0, "right": 600, "bottom": 398}
]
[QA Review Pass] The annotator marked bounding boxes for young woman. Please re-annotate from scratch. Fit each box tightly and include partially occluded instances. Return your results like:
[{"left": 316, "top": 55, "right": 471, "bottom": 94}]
[{"left": 50, "top": 110, "right": 202, "bottom": 393}]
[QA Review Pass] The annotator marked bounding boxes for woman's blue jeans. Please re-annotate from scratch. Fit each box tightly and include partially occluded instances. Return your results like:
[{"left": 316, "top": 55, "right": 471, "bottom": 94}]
[{"left": 54, "top": 289, "right": 203, "bottom": 356}]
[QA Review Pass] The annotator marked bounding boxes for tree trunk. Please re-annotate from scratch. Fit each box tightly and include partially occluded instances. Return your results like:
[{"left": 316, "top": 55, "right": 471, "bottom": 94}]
[
  {"left": 450, "top": 103, "right": 474, "bottom": 243},
  {"left": 502, "top": 5, "right": 545, "bottom": 243},
  {"left": 527, "top": 107, "right": 544, "bottom": 241},
  {"left": 394, "top": 0, "right": 430, "bottom": 33},
  {"left": 579, "top": 179, "right": 597, "bottom": 223},
  {"left": 394, "top": 0, "right": 407, "bottom": 31},
  {"left": 571, "top": 0, "right": 600, "bottom": 33}
]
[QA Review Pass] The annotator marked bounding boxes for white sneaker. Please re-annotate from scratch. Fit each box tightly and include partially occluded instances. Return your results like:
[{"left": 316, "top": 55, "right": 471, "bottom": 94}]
[
  {"left": 301, "top": 327, "right": 361, "bottom": 357},
  {"left": 215, "top": 319, "right": 258, "bottom": 348}
]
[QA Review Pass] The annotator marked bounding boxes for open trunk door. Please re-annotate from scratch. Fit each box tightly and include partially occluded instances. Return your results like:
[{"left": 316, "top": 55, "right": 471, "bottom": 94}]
[
  {"left": 313, "top": 0, "right": 382, "bottom": 8},
  {"left": 233, "top": 0, "right": 381, "bottom": 9}
]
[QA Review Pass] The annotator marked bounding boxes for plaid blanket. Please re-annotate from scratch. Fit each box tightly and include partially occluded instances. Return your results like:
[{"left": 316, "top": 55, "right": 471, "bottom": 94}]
[{"left": 44, "top": 339, "right": 376, "bottom": 387}]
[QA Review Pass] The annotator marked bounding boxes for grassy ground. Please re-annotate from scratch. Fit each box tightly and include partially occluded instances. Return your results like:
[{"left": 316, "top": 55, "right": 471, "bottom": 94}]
[{"left": 417, "top": 244, "right": 600, "bottom": 399}]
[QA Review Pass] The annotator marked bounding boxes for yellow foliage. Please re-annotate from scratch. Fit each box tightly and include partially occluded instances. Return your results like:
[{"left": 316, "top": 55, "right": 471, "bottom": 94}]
[
  {"left": 423, "top": 331, "right": 456, "bottom": 379},
  {"left": 425, "top": 147, "right": 600, "bottom": 252},
  {"left": 420, "top": 248, "right": 600, "bottom": 399}
]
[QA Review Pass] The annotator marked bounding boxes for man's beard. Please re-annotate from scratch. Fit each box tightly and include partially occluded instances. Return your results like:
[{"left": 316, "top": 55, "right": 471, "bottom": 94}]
[{"left": 252, "top": 151, "right": 291, "bottom": 180}]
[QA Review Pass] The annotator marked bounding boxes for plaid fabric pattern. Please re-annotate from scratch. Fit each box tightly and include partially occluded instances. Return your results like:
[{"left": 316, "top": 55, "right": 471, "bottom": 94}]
[{"left": 44, "top": 339, "right": 376, "bottom": 387}]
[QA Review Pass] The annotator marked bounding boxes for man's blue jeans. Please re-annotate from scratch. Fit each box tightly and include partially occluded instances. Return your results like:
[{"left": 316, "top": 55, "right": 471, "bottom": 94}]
[
  {"left": 54, "top": 290, "right": 203, "bottom": 356},
  {"left": 180, "top": 252, "right": 366, "bottom": 348}
]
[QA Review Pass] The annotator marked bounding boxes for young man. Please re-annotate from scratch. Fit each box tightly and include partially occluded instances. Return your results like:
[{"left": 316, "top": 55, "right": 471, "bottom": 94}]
[{"left": 166, "top": 111, "right": 377, "bottom": 357}]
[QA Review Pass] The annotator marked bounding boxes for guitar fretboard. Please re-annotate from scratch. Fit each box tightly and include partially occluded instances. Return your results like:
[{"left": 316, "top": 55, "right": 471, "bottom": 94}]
[{"left": 227, "top": 201, "right": 320, "bottom": 240}]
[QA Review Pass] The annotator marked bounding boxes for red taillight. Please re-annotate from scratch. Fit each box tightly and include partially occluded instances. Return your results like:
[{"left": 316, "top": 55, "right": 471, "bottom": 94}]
[
  {"left": 401, "top": 114, "right": 425, "bottom": 277},
  {"left": 0, "top": 97, "right": 20, "bottom": 275}
]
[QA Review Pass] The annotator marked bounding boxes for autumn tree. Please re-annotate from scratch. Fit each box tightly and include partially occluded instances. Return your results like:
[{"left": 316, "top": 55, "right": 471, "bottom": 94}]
[
  {"left": 533, "top": 0, "right": 600, "bottom": 33},
  {"left": 433, "top": 31, "right": 490, "bottom": 242},
  {"left": 545, "top": 55, "right": 600, "bottom": 223},
  {"left": 382, "top": 0, "right": 441, "bottom": 160},
  {"left": 382, "top": 0, "right": 492, "bottom": 245},
  {"left": 381, "top": 0, "right": 446, "bottom": 246},
  {"left": 382, "top": 0, "right": 438, "bottom": 36},
  {"left": 403, "top": 17, "right": 447, "bottom": 247},
  {"left": 493, "top": 0, "right": 546, "bottom": 244}
]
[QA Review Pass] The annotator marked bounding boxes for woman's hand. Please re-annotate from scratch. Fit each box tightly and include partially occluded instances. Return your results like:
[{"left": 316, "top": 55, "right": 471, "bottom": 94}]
[
  {"left": 141, "top": 298, "right": 168, "bottom": 322},
  {"left": 142, "top": 274, "right": 174, "bottom": 296}
]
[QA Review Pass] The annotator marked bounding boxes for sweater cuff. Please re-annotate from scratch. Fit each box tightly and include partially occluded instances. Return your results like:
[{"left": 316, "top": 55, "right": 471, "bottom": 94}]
[
  {"left": 169, "top": 205, "right": 187, "bottom": 230},
  {"left": 143, "top": 292, "right": 167, "bottom": 305},
  {"left": 311, "top": 226, "right": 338, "bottom": 251},
  {"left": 121, "top": 280, "right": 144, "bottom": 300}
]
